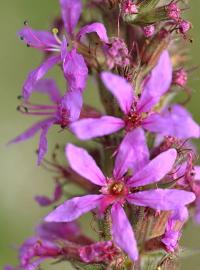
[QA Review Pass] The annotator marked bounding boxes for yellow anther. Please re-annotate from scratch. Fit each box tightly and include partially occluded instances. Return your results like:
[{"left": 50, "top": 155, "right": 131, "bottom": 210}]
[{"left": 52, "top": 28, "right": 59, "bottom": 35}]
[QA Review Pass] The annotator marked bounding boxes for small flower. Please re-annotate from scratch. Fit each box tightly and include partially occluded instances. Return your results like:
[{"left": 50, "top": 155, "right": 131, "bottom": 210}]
[
  {"left": 18, "top": 0, "right": 108, "bottom": 99},
  {"left": 70, "top": 50, "right": 200, "bottom": 140},
  {"left": 45, "top": 130, "right": 195, "bottom": 261},
  {"left": 9, "top": 79, "right": 83, "bottom": 164}
]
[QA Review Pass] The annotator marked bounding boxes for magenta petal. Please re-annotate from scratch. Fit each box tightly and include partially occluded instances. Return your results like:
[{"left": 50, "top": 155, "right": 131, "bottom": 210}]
[
  {"left": 37, "top": 121, "right": 53, "bottom": 165},
  {"left": 127, "top": 189, "right": 195, "bottom": 211},
  {"left": 137, "top": 50, "right": 172, "bottom": 112},
  {"left": 23, "top": 55, "right": 61, "bottom": 100},
  {"left": 18, "top": 27, "right": 58, "bottom": 49},
  {"left": 77, "top": 22, "right": 108, "bottom": 43},
  {"left": 143, "top": 105, "right": 200, "bottom": 139},
  {"left": 127, "top": 149, "right": 177, "bottom": 187},
  {"left": 59, "top": 0, "right": 82, "bottom": 36},
  {"left": 114, "top": 128, "right": 149, "bottom": 178},
  {"left": 33, "top": 79, "right": 62, "bottom": 103},
  {"left": 62, "top": 90, "right": 83, "bottom": 122},
  {"left": 60, "top": 36, "right": 68, "bottom": 60},
  {"left": 194, "top": 166, "right": 200, "bottom": 180},
  {"left": 62, "top": 49, "right": 88, "bottom": 91},
  {"left": 65, "top": 143, "right": 106, "bottom": 186},
  {"left": 70, "top": 116, "right": 124, "bottom": 140},
  {"left": 45, "top": 195, "right": 103, "bottom": 222},
  {"left": 101, "top": 72, "right": 134, "bottom": 114},
  {"left": 111, "top": 204, "right": 138, "bottom": 261},
  {"left": 8, "top": 118, "right": 55, "bottom": 145}
]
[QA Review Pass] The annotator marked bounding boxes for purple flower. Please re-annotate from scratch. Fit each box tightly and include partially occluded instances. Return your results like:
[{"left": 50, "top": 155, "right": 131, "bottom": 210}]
[
  {"left": 18, "top": 0, "right": 108, "bottom": 99},
  {"left": 45, "top": 129, "right": 195, "bottom": 261},
  {"left": 162, "top": 208, "right": 188, "bottom": 252},
  {"left": 71, "top": 50, "right": 200, "bottom": 140},
  {"left": 8, "top": 221, "right": 81, "bottom": 270},
  {"left": 9, "top": 79, "right": 83, "bottom": 164}
]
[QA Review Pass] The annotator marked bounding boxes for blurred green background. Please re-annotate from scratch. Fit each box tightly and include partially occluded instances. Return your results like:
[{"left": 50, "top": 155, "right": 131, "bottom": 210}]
[{"left": 0, "top": 1, "right": 200, "bottom": 269}]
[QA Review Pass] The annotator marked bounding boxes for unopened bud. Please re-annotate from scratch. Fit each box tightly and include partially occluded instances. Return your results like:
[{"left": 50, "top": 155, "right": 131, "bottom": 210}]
[
  {"left": 179, "top": 19, "right": 191, "bottom": 34},
  {"left": 121, "top": 0, "right": 138, "bottom": 16},
  {"left": 142, "top": 24, "right": 156, "bottom": 37},
  {"left": 173, "top": 68, "right": 188, "bottom": 87},
  {"left": 165, "top": 3, "right": 181, "bottom": 21}
]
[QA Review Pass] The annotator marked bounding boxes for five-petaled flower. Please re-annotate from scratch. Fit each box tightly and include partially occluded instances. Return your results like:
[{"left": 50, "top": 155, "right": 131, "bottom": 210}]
[
  {"left": 18, "top": 0, "right": 108, "bottom": 100},
  {"left": 45, "top": 129, "right": 195, "bottom": 261},
  {"left": 70, "top": 50, "right": 200, "bottom": 140}
]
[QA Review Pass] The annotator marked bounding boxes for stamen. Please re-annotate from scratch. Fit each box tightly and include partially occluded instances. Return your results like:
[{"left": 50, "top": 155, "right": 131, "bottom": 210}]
[{"left": 52, "top": 28, "right": 62, "bottom": 45}]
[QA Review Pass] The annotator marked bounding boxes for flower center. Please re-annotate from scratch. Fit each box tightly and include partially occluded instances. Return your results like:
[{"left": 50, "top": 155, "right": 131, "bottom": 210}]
[
  {"left": 110, "top": 182, "right": 125, "bottom": 195},
  {"left": 124, "top": 108, "right": 147, "bottom": 131},
  {"left": 57, "top": 105, "right": 70, "bottom": 129}
]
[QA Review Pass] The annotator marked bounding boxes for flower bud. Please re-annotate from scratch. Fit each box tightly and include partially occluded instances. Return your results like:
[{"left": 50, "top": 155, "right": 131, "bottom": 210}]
[
  {"left": 142, "top": 24, "right": 156, "bottom": 37},
  {"left": 178, "top": 19, "right": 191, "bottom": 34},
  {"left": 172, "top": 68, "right": 188, "bottom": 87},
  {"left": 121, "top": 0, "right": 138, "bottom": 16},
  {"left": 104, "top": 37, "right": 130, "bottom": 69},
  {"left": 165, "top": 3, "right": 181, "bottom": 21}
]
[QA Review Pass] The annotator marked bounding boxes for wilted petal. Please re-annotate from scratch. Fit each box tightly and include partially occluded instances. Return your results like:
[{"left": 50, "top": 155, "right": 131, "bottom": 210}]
[
  {"left": 143, "top": 105, "right": 200, "bottom": 139},
  {"left": 18, "top": 27, "right": 58, "bottom": 49},
  {"left": 65, "top": 143, "right": 106, "bottom": 186},
  {"left": 62, "top": 49, "right": 88, "bottom": 91},
  {"left": 45, "top": 195, "right": 103, "bottom": 222},
  {"left": 114, "top": 128, "right": 149, "bottom": 178},
  {"left": 37, "top": 121, "right": 53, "bottom": 165},
  {"left": 77, "top": 22, "right": 108, "bottom": 43},
  {"left": 8, "top": 118, "right": 54, "bottom": 145},
  {"left": 127, "top": 149, "right": 177, "bottom": 187},
  {"left": 35, "top": 183, "right": 62, "bottom": 206},
  {"left": 23, "top": 55, "right": 61, "bottom": 100},
  {"left": 33, "top": 79, "right": 62, "bottom": 103},
  {"left": 60, "top": 0, "right": 82, "bottom": 36},
  {"left": 127, "top": 189, "right": 195, "bottom": 211},
  {"left": 62, "top": 90, "right": 83, "bottom": 122},
  {"left": 101, "top": 72, "right": 134, "bottom": 114},
  {"left": 111, "top": 203, "right": 138, "bottom": 261},
  {"left": 137, "top": 50, "right": 172, "bottom": 112},
  {"left": 70, "top": 116, "right": 124, "bottom": 140}
]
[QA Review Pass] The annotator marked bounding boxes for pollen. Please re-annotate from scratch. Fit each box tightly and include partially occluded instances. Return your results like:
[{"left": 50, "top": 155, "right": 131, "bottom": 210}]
[
  {"left": 110, "top": 182, "right": 124, "bottom": 195},
  {"left": 52, "top": 28, "right": 59, "bottom": 35}
]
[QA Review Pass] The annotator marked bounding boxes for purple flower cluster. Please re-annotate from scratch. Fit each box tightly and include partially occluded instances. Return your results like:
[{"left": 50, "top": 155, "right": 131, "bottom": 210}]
[{"left": 6, "top": 0, "right": 200, "bottom": 269}]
